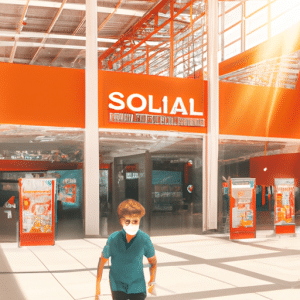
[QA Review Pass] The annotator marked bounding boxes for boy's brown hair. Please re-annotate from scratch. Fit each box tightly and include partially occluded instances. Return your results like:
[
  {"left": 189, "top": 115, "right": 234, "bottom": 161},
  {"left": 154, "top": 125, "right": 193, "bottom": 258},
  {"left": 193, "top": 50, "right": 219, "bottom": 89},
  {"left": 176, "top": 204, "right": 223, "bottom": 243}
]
[{"left": 117, "top": 199, "right": 145, "bottom": 220}]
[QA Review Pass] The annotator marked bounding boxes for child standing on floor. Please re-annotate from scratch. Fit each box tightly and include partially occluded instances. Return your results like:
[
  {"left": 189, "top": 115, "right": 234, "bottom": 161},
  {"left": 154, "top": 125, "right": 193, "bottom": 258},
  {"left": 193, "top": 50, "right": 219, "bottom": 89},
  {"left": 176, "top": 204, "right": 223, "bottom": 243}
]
[{"left": 95, "top": 199, "right": 157, "bottom": 300}]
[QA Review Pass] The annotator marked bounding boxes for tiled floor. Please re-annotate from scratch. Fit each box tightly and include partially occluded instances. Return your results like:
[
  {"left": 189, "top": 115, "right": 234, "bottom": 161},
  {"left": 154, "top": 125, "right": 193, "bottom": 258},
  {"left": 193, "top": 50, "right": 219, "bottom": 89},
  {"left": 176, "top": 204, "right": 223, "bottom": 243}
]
[{"left": 1, "top": 231, "right": 300, "bottom": 299}]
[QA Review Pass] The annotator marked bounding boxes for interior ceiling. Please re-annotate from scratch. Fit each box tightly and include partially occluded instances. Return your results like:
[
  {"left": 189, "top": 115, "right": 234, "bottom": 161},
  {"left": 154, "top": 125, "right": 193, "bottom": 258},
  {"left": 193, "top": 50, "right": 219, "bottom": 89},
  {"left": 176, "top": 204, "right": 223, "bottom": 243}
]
[{"left": 0, "top": 0, "right": 160, "bottom": 67}]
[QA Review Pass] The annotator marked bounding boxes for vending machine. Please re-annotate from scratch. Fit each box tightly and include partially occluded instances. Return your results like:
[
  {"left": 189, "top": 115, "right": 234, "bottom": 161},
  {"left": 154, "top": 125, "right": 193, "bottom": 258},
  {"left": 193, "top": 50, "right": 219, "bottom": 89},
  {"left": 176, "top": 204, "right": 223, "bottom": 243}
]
[
  {"left": 19, "top": 178, "right": 56, "bottom": 246},
  {"left": 230, "top": 178, "right": 256, "bottom": 239},
  {"left": 274, "top": 178, "right": 295, "bottom": 235}
]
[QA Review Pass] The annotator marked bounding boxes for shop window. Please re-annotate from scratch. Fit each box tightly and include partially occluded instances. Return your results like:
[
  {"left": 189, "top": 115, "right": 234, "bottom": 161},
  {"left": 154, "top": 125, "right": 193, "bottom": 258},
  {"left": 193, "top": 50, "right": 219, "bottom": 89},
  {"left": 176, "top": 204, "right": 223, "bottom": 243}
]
[
  {"left": 224, "top": 40, "right": 241, "bottom": 61},
  {"left": 271, "top": 4, "right": 300, "bottom": 37},
  {"left": 245, "top": 0, "right": 268, "bottom": 18},
  {"left": 224, "top": 6, "right": 242, "bottom": 30},
  {"left": 219, "top": 139, "right": 300, "bottom": 233},
  {"left": 224, "top": 24, "right": 241, "bottom": 47},
  {"left": 246, "top": 7, "right": 268, "bottom": 35},
  {"left": 246, "top": 25, "right": 268, "bottom": 50}
]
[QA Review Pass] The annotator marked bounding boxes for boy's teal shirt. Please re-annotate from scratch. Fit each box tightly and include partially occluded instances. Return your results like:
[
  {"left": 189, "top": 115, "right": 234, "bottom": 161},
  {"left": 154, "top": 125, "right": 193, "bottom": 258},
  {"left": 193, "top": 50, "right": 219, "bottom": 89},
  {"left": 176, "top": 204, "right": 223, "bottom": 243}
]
[{"left": 102, "top": 228, "right": 155, "bottom": 295}]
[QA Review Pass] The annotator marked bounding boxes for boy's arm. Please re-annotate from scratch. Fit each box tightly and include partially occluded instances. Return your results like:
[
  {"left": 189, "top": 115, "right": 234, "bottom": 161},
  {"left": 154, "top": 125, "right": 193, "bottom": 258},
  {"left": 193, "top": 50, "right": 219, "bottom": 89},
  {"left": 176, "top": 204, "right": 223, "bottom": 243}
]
[
  {"left": 95, "top": 252, "right": 109, "bottom": 297},
  {"left": 147, "top": 254, "right": 157, "bottom": 290}
]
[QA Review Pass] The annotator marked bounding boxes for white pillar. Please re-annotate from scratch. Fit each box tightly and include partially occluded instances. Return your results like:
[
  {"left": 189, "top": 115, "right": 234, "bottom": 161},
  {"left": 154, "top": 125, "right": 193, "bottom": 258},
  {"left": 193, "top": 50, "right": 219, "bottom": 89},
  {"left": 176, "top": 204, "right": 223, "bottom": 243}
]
[
  {"left": 203, "top": 0, "right": 219, "bottom": 231},
  {"left": 84, "top": 0, "right": 99, "bottom": 236}
]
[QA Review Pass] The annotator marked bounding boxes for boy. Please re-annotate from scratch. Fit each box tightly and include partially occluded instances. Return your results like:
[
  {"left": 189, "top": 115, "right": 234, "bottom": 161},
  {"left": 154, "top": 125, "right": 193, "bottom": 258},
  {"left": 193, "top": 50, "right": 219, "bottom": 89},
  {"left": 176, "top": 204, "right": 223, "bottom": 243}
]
[{"left": 95, "top": 199, "right": 157, "bottom": 300}]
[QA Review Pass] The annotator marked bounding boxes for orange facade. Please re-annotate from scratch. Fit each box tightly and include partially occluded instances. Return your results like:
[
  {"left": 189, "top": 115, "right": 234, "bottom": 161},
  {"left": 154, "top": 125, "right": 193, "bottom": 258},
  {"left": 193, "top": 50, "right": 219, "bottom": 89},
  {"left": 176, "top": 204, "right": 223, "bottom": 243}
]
[
  {"left": 219, "top": 80, "right": 300, "bottom": 139},
  {"left": 0, "top": 62, "right": 85, "bottom": 128},
  {"left": 0, "top": 57, "right": 300, "bottom": 138},
  {"left": 0, "top": 62, "right": 205, "bottom": 134},
  {"left": 99, "top": 70, "right": 205, "bottom": 133}
]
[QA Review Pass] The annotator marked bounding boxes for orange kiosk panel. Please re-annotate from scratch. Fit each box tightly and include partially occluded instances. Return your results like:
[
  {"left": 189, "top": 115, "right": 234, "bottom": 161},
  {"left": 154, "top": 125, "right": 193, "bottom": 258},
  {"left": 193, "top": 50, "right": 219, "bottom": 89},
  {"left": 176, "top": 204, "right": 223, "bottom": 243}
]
[
  {"left": 230, "top": 178, "right": 256, "bottom": 240},
  {"left": 19, "top": 179, "right": 56, "bottom": 246},
  {"left": 274, "top": 178, "right": 295, "bottom": 235}
]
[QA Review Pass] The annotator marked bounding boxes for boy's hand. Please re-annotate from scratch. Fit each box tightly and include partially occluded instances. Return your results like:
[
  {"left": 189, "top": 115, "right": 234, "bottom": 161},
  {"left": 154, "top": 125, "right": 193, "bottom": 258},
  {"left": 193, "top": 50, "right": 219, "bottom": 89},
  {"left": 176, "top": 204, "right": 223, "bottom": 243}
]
[
  {"left": 148, "top": 281, "right": 156, "bottom": 295},
  {"left": 95, "top": 285, "right": 100, "bottom": 298}
]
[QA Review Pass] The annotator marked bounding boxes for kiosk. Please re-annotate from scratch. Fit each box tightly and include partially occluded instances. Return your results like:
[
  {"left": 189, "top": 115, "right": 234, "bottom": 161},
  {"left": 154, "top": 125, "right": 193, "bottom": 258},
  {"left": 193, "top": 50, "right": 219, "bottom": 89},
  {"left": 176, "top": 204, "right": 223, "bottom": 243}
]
[
  {"left": 274, "top": 178, "right": 295, "bottom": 235},
  {"left": 19, "top": 178, "right": 56, "bottom": 246},
  {"left": 230, "top": 178, "right": 256, "bottom": 239}
]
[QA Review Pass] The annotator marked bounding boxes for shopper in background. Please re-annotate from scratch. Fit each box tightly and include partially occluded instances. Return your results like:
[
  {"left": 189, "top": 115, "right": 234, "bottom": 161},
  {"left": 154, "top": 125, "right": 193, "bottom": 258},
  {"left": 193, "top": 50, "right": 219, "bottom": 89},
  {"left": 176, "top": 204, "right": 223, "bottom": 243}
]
[{"left": 95, "top": 199, "right": 157, "bottom": 300}]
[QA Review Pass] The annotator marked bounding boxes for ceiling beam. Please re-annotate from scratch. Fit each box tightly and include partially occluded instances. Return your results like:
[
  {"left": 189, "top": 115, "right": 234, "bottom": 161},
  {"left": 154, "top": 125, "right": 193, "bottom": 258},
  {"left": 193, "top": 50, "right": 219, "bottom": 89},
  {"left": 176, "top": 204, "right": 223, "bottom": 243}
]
[
  {"left": 30, "top": 0, "right": 67, "bottom": 65},
  {"left": 51, "top": 15, "right": 87, "bottom": 65},
  {"left": 1, "top": 41, "right": 108, "bottom": 51},
  {"left": 0, "top": 0, "right": 145, "bottom": 17},
  {"left": 98, "top": 0, "right": 171, "bottom": 65},
  {"left": 9, "top": 0, "right": 30, "bottom": 63},
  {"left": 0, "top": 30, "right": 117, "bottom": 43},
  {"left": 71, "top": 0, "right": 124, "bottom": 66}
]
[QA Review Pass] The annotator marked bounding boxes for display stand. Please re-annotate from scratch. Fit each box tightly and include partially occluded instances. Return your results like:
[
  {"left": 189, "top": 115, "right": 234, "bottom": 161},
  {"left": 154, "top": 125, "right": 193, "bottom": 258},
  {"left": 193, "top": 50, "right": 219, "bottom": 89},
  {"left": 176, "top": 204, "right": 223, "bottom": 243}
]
[
  {"left": 230, "top": 178, "right": 256, "bottom": 239},
  {"left": 19, "top": 179, "right": 56, "bottom": 246},
  {"left": 274, "top": 178, "right": 295, "bottom": 235}
]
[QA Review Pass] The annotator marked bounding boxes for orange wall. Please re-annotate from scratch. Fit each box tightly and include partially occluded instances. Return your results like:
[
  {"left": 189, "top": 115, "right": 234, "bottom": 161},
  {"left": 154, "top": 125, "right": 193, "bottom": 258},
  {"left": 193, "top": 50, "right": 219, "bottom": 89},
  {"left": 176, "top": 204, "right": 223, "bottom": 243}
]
[
  {"left": 250, "top": 154, "right": 300, "bottom": 186},
  {"left": 1, "top": 61, "right": 300, "bottom": 139},
  {"left": 0, "top": 62, "right": 85, "bottom": 128},
  {"left": 219, "top": 80, "right": 300, "bottom": 138},
  {"left": 0, "top": 63, "right": 205, "bottom": 134}
]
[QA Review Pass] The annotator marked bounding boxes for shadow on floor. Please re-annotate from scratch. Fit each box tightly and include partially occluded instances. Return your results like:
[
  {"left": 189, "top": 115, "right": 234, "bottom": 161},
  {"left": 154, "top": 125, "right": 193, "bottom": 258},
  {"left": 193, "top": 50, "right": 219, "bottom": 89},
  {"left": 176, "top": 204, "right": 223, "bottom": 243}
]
[{"left": 0, "top": 246, "right": 26, "bottom": 300}]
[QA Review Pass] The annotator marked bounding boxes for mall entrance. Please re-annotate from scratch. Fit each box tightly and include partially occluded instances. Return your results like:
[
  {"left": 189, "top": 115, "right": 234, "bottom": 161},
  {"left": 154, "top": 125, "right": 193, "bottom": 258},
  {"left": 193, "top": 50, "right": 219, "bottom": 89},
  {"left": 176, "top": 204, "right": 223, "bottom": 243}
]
[{"left": 100, "top": 132, "right": 203, "bottom": 236}]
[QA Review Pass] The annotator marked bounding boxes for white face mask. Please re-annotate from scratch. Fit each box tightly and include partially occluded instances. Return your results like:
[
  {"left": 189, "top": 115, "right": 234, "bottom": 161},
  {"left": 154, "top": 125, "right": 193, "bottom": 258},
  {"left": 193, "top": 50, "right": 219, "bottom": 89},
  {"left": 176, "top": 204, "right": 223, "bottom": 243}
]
[{"left": 123, "top": 223, "right": 139, "bottom": 235}]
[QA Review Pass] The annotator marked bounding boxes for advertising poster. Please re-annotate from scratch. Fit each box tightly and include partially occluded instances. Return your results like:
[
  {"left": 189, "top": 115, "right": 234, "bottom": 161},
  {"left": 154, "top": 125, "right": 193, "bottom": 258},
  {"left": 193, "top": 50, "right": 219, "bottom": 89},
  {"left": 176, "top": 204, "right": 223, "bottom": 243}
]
[
  {"left": 230, "top": 178, "right": 256, "bottom": 239},
  {"left": 19, "top": 178, "right": 56, "bottom": 246},
  {"left": 47, "top": 170, "right": 82, "bottom": 210},
  {"left": 274, "top": 178, "right": 295, "bottom": 234}
]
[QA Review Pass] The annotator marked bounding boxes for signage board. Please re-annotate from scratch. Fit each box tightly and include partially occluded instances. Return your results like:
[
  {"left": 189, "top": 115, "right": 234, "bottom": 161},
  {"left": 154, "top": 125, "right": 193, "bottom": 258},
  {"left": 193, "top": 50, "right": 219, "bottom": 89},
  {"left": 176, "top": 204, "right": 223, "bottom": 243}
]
[
  {"left": 100, "top": 71, "right": 206, "bottom": 133},
  {"left": 230, "top": 178, "right": 256, "bottom": 239},
  {"left": 274, "top": 178, "right": 295, "bottom": 234},
  {"left": 19, "top": 178, "right": 56, "bottom": 246}
]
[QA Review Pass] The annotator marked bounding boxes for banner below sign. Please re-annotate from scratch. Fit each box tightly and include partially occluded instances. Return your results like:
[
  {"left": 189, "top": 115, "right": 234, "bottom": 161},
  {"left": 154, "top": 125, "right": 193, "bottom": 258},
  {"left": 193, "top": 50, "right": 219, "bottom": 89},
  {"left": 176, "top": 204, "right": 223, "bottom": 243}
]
[{"left": 109, "top": 113, "right": 205, "bottom": 127}]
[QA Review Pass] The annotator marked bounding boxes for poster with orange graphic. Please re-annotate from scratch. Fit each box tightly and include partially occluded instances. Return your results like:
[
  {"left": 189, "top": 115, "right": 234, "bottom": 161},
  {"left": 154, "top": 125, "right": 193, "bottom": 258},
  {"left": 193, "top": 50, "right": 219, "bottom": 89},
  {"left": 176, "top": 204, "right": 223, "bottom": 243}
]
[
  {"left": 274, "top": 178, "right": 295, "bottom": 234},
  {"left": 230, "top": 178, "right": 256, "bottom": 240},
  {"left": 19, "top": 178, "right": 56, "bottom": 246}
]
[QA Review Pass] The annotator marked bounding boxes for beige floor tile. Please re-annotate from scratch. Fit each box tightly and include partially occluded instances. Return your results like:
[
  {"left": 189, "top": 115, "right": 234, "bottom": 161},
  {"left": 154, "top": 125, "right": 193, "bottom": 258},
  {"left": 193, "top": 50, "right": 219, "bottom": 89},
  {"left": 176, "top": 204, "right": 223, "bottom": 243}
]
[
  {"left": 225, "top": 255, "right": 300, "bottom": 281},
  {"left": 193, "top": 292, "right": 268, "bottom": 300},
  {"left": 29, "top": 246, "right": 85, "bottom": 271},
  {"left": 181, "top": 264, "right": 271, "bottom": 287},
  {"left": 56, "top": 239, "right": 99, "bottom": 250},
  {"left": 151, "top": 234, "right": 208, "bottom": 244},
  {"left": 258, "top": 288, "right": 300, "bottom": 300},
  {"left": 53, "top": 270, "right": 111, "bottom": 299},
  {"left": 155, "top": 266, "right": 233, "bottom": 295},
  {"left": 14, "top": 273, "right": 74, "bottom": 300},
  {"left": 65, "top": 248, "right": 102, "bottom": 269},
  {"left": 0, "top": 247, "right": 47, "bottom": 272},
  {"left": 84, "top": 238, "right": 108, "bottom": 249},
  {"left": 157, "top": 240, "right": 277, "bottom": 259}
]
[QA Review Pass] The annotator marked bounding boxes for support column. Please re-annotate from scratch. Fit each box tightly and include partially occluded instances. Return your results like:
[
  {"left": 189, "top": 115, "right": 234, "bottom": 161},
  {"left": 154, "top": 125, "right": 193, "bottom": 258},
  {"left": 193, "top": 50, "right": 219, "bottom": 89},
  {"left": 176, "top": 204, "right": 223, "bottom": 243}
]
[
  {"left": 84, "top": 0, "right": 100, "bottom": 236},
  {"left": 170, "top": 0, "right": 174, "bottom": 77},
  {"left": 203, "top": 0, "right": 219, "bottom": 231}
]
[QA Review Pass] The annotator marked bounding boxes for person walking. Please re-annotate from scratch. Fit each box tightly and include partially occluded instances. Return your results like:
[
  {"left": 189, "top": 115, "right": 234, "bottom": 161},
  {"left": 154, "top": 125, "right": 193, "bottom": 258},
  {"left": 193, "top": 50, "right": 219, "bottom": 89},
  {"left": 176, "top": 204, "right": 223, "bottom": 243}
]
[{"left": 95, "top": 199, "right": 157, "bottom": 300}]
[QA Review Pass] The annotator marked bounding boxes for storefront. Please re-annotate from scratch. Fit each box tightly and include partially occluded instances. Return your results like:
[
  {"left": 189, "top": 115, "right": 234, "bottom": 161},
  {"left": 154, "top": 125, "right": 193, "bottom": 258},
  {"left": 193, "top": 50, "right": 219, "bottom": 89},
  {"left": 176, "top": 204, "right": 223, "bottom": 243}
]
[
  {"left": 98, "top": 131, "right": 203, "bottom": 236},
  {"left": 1, "top": 17, "right": 300, "bottom": 241},
  {"left": 0, "top": 62, "right": 205, "bottom": 241}
]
